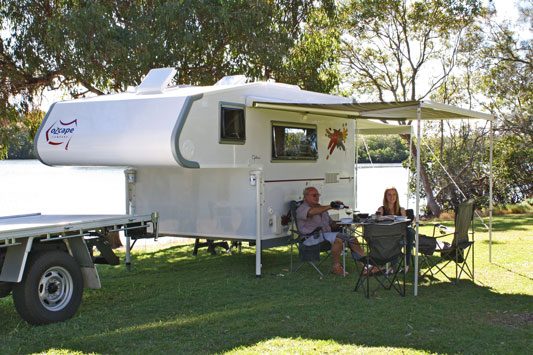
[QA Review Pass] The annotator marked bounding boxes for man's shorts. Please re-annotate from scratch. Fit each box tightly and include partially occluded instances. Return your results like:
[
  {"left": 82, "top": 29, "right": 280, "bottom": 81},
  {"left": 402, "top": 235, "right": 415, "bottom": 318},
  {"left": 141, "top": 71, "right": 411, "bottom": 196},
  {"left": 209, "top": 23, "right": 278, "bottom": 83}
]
[{"left": 302, "top": 231, "right": 338, "bottom": 246}]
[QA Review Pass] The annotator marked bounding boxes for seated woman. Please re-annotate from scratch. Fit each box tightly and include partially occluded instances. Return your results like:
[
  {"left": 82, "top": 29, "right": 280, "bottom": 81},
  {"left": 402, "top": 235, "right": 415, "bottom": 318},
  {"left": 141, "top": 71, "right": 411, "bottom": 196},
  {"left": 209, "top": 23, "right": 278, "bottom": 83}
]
[{"left": 377, "top": 187, "right": 414, "bottom": 271}]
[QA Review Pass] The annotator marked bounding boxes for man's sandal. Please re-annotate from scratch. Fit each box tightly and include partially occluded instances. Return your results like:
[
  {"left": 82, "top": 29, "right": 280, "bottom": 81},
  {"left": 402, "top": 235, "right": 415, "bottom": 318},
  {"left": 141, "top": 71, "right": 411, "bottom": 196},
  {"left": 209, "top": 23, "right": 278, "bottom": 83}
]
[{"left": 362, "top": 265, "right": 381, "bottom": 276}]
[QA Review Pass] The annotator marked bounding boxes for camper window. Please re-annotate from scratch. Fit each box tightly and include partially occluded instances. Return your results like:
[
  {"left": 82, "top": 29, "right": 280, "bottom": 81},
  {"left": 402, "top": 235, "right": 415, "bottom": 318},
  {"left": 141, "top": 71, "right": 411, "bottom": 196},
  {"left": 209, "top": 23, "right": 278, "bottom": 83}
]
[
  {"left": 271, "top": 122, "right": 318, "bottom": 161},
  {"left": 220, "top": 106, "right": 245, "bottom": 144}
]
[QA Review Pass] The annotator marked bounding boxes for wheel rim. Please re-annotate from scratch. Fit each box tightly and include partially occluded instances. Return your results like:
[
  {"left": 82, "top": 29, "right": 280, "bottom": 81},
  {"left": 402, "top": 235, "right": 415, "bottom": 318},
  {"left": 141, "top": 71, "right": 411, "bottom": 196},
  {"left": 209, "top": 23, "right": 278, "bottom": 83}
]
[{"left": 38, "top": 266, "right": 74, "bottom": 312}]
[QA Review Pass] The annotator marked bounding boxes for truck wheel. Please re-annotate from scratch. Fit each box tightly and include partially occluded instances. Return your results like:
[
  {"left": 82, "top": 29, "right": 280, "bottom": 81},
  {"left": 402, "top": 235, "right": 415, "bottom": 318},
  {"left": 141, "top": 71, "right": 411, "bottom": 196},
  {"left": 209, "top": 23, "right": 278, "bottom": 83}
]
[
  {"left": 12, "top": 250, "right": 83, "bottom": 325},
  {"left": 0, "top": 282, "right": 13, "bottom": 298}
]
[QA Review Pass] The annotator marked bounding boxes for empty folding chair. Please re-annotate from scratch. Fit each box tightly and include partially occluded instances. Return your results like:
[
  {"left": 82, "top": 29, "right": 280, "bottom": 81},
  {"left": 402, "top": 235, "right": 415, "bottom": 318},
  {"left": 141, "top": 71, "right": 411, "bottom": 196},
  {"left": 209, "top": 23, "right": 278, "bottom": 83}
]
[{"left": 419, "top": 199, "right": 475, "bottom": 283}]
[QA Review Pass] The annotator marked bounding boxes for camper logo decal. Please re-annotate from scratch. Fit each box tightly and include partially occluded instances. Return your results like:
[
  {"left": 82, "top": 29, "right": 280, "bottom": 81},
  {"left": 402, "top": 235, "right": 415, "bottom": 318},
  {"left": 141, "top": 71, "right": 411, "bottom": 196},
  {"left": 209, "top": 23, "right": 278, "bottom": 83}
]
[
  {"left": 45, "top": 119, "right": 77, "bottom": 150},
  {"left": 325, "top": 123, "right": 348, "bottom": 159}
]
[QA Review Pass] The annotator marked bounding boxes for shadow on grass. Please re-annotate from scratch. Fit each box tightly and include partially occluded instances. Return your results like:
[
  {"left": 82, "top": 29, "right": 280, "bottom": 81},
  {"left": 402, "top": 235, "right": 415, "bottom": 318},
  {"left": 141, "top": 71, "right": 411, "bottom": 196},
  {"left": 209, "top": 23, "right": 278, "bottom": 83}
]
[
  {"left": 491, "top": 262, "right": 533, "bottom": 281},
  {"left": 481, "top": 240, "right": 505, "bottom": 245},
  {"left": 484, "top": 214, "right": 533, "bottom": 232},
  {"left": 0, "top": 244, "right": 531, "bottom": 354}
]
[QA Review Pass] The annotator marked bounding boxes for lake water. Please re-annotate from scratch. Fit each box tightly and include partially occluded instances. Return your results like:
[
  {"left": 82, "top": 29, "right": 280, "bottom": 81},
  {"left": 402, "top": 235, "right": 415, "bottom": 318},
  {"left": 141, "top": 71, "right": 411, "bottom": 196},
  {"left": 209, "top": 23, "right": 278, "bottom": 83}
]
[
  {"left": 0, "top": 160, "right": 411, "bottom": 217},
  {"left": 0, "top": 160, "right": 126, "bottom": 216}
]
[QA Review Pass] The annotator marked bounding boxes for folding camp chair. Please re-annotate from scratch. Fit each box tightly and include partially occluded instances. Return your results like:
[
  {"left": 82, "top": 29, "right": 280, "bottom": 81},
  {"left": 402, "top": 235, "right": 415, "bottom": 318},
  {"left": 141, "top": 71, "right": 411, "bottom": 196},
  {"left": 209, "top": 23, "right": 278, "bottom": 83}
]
[
  {"left": 419, "top": 199, "right": 475, "bottom": 283},
  {"left": 354, "top": 222, "right": 407, "bottom": 297},
  {"left": 288, "top": 200, "right": 331, "bottom": 277}
]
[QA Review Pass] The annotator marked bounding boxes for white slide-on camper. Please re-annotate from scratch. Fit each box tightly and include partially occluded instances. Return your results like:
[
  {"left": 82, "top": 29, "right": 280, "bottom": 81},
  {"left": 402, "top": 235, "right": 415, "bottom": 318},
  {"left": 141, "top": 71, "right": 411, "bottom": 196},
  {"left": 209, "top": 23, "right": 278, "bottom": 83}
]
[{"left": 34, "top": 68, "right": 410, "bottom": 277}]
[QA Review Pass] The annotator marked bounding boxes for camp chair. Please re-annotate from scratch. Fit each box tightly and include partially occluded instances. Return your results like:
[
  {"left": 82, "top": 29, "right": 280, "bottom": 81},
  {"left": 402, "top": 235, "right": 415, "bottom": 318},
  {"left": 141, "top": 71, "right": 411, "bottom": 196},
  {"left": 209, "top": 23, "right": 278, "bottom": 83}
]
[
  {"left": 419, "top": 199, "right": 475, "bottom": 283},
  {"left": 288, "top": 200, "right": 331, "bottom": 277},
  {"left": 354, "top": 222, "right": 407, "bottom": 297}
]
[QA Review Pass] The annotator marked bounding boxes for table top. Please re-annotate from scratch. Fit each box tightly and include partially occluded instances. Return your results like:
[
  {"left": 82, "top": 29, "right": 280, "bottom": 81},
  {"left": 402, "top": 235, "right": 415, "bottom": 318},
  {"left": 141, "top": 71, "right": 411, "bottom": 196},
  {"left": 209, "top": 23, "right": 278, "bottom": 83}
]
[{"left": 337, "top": 217, "right": 410, "bottom": 225}]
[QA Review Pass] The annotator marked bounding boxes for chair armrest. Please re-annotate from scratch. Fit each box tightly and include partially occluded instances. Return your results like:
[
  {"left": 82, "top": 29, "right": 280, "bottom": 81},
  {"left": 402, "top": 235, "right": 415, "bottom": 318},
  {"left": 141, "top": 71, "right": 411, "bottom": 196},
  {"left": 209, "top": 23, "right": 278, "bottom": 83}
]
[
  {"left": 432, "top": 224, "right": 451, "bottom": 238},
  {"left": 290, "top": 226, "right": 322, "bottom": 242}
]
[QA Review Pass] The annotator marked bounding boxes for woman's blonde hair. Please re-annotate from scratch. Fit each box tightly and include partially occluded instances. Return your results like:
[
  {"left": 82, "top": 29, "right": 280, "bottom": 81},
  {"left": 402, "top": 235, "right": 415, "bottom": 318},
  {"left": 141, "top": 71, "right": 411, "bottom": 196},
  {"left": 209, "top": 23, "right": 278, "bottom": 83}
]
[{"left": 382, "top": 187, "right": 400, "bottom": 215}]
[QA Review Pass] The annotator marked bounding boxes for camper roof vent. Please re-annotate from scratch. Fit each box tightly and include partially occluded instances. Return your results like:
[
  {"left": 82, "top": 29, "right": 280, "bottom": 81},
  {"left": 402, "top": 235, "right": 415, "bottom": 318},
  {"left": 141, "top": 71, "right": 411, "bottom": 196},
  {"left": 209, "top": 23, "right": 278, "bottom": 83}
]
[
  {"left": 136, "top": 67, "right": 177, "bottom": 95},
  {"left": 214, "top": 75, "right": 248, "bottom": 86}
]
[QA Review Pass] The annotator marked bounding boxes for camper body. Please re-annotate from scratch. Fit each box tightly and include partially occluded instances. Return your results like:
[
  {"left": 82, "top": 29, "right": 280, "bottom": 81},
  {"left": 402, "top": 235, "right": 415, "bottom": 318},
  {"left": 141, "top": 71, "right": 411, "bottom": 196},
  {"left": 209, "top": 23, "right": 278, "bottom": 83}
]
[{"left": 35, "top": 69, "right": 357, "bottom": 275}]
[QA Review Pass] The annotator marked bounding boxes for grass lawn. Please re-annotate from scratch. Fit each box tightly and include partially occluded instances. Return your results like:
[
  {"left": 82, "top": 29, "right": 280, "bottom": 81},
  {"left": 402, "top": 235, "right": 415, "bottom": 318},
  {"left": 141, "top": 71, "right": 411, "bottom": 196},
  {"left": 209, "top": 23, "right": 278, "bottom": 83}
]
[{"left": 0, "top": 214, "right": 531, "bottom": 354}]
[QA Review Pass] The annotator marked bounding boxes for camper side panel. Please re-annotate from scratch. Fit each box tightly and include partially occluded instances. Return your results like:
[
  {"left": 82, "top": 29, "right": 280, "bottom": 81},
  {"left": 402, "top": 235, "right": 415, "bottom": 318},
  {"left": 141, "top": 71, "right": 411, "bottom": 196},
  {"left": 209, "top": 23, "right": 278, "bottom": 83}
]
[
  {"left": 134, "top": 98, "right": 355, "bottom": 240},
  {"left": 134, "top": 167, "right": 257, "bottom": 239}
]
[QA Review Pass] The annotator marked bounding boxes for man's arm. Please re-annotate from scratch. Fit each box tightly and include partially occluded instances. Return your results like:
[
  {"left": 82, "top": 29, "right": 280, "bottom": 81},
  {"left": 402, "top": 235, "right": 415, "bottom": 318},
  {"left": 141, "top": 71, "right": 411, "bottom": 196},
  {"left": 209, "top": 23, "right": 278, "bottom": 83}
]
[{"left": 307, "top": 205, "right": 331, "bottom": 217}]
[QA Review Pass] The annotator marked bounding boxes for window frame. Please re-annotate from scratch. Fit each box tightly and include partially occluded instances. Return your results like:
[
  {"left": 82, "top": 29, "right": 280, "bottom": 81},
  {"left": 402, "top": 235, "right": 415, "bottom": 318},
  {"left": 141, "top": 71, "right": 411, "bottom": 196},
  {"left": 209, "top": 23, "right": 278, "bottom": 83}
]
[
  {"left": 219, "top": 103, "right": 246, "bottom": 145},
  {"left": 271, "top": 121, "right": 318, "bottom": 162}
]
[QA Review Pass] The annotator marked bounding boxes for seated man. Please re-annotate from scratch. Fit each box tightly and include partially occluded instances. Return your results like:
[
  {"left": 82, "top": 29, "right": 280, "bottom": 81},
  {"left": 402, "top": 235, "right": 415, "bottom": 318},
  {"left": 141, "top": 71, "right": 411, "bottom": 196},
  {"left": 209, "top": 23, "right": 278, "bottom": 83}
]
[{"left": 296, "top": 186, "right": 365, "bottom": 276}]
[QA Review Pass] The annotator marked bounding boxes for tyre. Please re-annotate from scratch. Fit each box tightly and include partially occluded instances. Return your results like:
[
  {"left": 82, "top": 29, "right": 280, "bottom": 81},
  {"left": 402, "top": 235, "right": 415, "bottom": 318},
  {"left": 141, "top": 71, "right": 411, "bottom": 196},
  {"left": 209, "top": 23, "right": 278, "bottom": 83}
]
[
  {"left": 0, "top": 282, "right": 13, "bottom": 298},
  {"left": 13, "top": 250, "right": 84, "bottom": 325}
]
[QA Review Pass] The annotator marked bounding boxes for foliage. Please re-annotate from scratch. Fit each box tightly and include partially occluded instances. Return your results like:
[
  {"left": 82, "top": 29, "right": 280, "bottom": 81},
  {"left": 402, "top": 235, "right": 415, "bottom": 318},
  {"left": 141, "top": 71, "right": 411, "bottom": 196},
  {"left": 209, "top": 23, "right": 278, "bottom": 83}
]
[
  {"left": 477, "top": 7, "right": 532, "bottom": 203},
  {"left": 492, "top": 135, "right": 533, "bottom": 203},
  {"left": 493, "top": 200, "right": 533, "bottom": 215},
  {"left": 356, "top": 135, "right": 409, "bottom": 163},
  {"left": 340, "top": 0, "right": 485, "bottom": 102},
  {"left": 341, "top": 0, "right": 531, "bottom": 211},
  {"left": 276, "top": 6, "right": 341, "bottom": 92},
  {"left": 7, "top": 127, "right": 35, "bottom": 159},
  {"left": 0, "top": 105, "right": 19, "bottom": 159},
  {"left": 0, "top": 214, "right": 531, "bottom": 353},
  {"left": 406, "top": 121, "right": 492, "bottom": 212},
  {"left": 0, "top": 0, "right": 341, "bottom": 156},
  {"left": 427, "top": 2, "right": 532, "bottom": 205},
  {"left": 339, "top": 0, "right": 487, "bottom": 217}
]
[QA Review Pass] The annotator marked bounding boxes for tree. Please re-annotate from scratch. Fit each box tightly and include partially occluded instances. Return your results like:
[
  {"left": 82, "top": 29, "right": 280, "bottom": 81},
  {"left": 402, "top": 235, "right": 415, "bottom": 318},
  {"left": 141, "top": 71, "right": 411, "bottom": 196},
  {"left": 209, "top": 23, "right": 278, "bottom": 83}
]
[
  {"left": 477, "top": 4, "right": 532, "bottom": 202},
  {"left": 339, "top": 0, "right": 487, "bottom": 216},
  {"left": 428, "top": 1, "right": 532, "bottom": 205},
  {"left": 0, "top": 0, "right": 341, "bottom": 155},
  {"left": 356, "top": 135, "right": 409, "bottom": 164}
]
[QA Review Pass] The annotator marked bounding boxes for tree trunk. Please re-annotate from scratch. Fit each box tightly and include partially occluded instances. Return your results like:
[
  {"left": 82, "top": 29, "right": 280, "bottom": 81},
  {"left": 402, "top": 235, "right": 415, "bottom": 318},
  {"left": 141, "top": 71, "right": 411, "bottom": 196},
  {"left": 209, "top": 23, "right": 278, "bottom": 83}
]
[{"left": 402, "top": 134, "right": 442, "bottom": 217}]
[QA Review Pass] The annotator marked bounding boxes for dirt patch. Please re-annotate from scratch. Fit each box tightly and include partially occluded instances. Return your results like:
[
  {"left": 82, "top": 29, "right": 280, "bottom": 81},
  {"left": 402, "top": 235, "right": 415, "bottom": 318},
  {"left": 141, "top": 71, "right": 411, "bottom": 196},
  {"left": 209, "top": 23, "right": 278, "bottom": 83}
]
[{"left": 487, "top": 310, "right": 533, "bottom": 328}]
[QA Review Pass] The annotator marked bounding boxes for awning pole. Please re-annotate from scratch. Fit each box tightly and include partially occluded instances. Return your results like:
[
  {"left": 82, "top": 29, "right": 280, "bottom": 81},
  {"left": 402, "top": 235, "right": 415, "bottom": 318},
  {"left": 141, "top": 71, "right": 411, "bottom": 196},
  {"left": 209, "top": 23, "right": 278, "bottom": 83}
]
[
  {"left": 414, "top": 106, "right": 422, "bottom": 296},
  {"left": 406, "top": 129, "right": 413, "bottom": 209},
  {"left": 251, "top": 170, "right": 263, "bottom": 277},
  {"left": 489, "top": 120, "right": 494, "bottom": 262},
  {"left": 355, "top": 120, "right": 359, "bottom": 209}
]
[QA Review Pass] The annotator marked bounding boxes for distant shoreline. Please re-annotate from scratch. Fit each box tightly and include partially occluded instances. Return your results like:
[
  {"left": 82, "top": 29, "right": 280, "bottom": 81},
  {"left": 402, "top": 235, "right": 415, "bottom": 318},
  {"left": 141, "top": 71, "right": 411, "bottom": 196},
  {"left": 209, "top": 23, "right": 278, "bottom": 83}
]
[{"left": 356, "top": 162, "right": 404, "bottom": 168}]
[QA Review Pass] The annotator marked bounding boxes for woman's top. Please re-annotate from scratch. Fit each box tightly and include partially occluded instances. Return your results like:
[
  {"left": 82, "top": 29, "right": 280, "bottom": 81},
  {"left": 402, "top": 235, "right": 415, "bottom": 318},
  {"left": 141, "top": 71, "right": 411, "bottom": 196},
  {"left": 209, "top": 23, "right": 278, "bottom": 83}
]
[{"left": 378, "top": 205, "right": 406, "bottom": 216}]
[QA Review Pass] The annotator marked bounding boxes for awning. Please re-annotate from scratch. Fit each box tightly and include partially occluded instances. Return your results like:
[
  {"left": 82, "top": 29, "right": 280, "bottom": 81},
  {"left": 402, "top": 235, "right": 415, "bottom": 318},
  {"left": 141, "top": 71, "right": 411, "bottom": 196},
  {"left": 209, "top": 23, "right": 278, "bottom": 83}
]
[
  {"left": 252, "top": 100, "right": 494, "bottom": 122},
  {"left": 354, "top": 119, "right": 411, "bottom": 135},
  {"left": 250, "top": 96, "right": 495, "bottom": 295}
]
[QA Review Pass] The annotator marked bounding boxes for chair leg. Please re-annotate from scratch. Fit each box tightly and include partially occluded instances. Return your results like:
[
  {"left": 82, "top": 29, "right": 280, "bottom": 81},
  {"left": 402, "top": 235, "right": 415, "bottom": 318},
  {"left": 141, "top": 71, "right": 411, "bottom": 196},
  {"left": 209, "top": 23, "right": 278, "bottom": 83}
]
[
  {"left": 420, "top": 254, "right": 454, "bottom": 283},
  {"left": 294, "top": 262, "right": 305, "bottom": 273},
  {"left": 354, "top": 263, "right": 370, "bottom": 298},
  {"left": 472, "top": 243, "right": 475, "bottom": 281},
  {"left": 456, "top": 247, "right": 474, "bottom": 282},
  {"left": 293, "top": 259, "right": 324, "bottom": 277},
  {"left": 366, "top": 268, "right": 370, "bottom": 298},
  {"left": 308, "top": 261, "right": 324, "bottom": 277},
  {"left": 290, "top": 242, "right": 294, "bottom": 272}
]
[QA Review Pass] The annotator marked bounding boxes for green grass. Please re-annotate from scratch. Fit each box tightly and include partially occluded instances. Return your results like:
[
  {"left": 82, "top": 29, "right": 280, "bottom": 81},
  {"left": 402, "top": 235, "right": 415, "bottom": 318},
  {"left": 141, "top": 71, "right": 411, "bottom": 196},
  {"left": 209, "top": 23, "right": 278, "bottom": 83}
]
[{"left": 1, "top": 214, "right": 531, "bottom": 354}]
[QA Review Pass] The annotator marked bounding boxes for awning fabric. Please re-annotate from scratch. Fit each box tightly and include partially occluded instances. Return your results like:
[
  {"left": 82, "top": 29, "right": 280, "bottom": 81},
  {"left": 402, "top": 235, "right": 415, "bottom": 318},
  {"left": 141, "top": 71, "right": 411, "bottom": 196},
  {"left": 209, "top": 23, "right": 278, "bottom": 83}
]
[
  {"left": 354, "top": 119, "right": 411, "bottom": 135},
  {"left": 252, "top": 100, "right": 494, "bottom": 122}
]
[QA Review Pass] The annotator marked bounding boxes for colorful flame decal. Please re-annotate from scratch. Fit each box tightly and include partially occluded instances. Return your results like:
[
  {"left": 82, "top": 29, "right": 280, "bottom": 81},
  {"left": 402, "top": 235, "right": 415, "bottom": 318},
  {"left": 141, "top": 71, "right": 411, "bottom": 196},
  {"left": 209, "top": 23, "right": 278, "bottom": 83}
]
[{"left": 325, "top": 123, "right": 348, "bottom": 159}]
